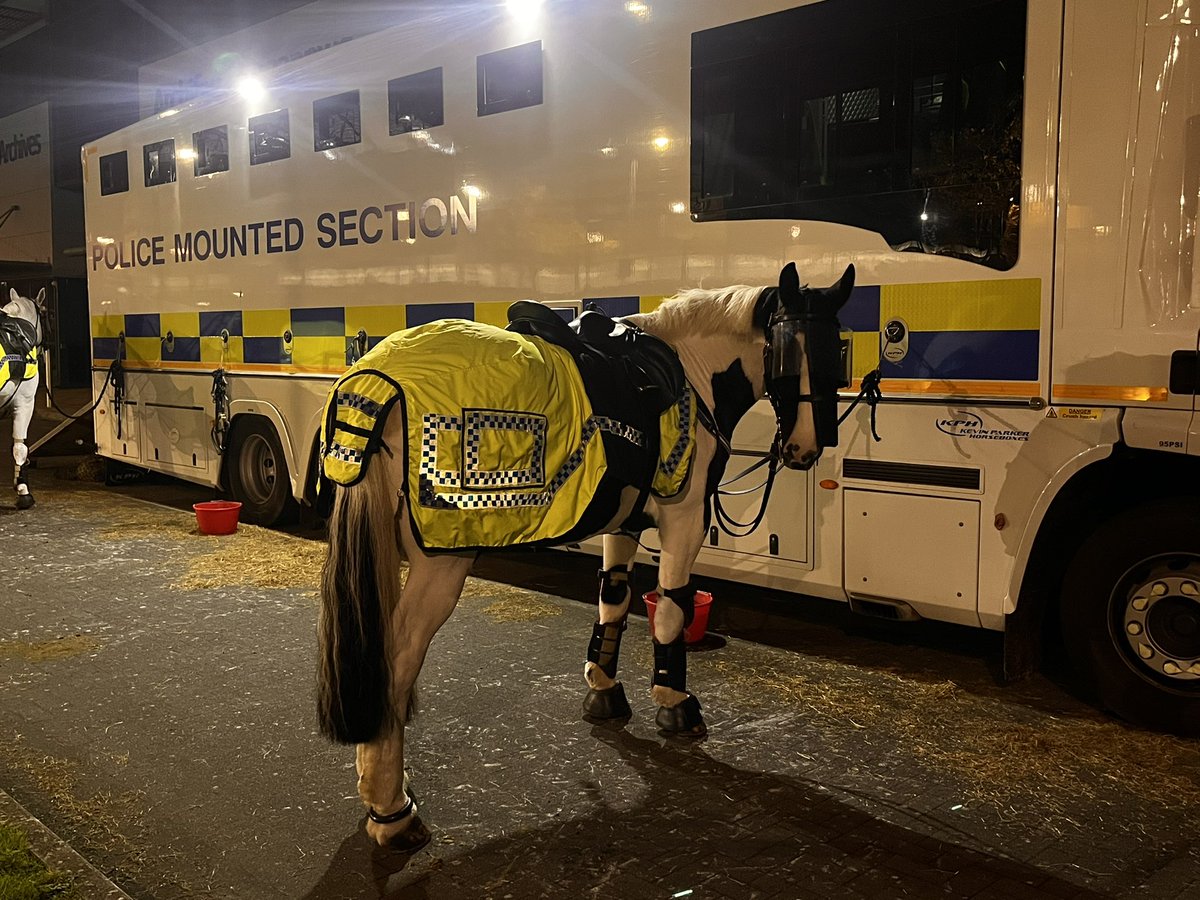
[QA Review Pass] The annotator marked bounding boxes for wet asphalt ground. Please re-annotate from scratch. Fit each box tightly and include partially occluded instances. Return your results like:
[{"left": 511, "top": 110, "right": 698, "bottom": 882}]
[{"left": 0, "top": 457, "right": 1198, "bottom": 899}]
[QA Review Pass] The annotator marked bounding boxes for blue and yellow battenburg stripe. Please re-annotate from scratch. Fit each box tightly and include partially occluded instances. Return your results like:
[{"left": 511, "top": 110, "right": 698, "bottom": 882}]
[{"left": 91, "top": 281, "right": 1041, "bottom": 392}]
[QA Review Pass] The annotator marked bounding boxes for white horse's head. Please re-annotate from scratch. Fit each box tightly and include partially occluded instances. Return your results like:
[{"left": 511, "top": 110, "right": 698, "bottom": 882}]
[
  {"left": 2, "top": 287, "right": 45, "bottom": 350},
  {"left": 758, "top": 263, "right": 854, "bottom": 470}
]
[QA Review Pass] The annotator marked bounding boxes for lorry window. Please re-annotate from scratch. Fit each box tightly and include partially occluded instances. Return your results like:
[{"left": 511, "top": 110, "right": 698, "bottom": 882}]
[
  {"left": 143, "top": 139, "right": 176, "bottom": 187},
  {"left": 691, "top": 0, "right": 1026, "bottom": 270},
  {"left": 388, "top": 67, "right": 444, "bottom": 135},
  {"left": 477, "top": 40, "right": 543, "bottom": 117},
  {"left": 249, "top": 108, "right": 291, "bottom": 165},
  {"left": 192, "top": 125, "right": 229, "bottom": 176},
  {"left": 314, "top": 90, "right": 362, "bottom": 150},
  {"left": 99, "top": 150, "right": 129, "bottom": 195}
]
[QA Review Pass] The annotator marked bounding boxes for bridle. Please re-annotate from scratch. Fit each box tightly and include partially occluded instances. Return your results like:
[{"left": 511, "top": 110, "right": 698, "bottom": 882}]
[
  {"left": 762, "top": 293, "right": 848, "bottom": 458},
  {"left": 703, "top": 284, "right": 881, "bottom": 538}
]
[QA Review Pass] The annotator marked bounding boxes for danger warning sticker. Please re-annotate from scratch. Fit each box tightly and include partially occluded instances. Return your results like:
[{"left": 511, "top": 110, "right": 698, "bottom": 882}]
[{"left": 1045, "top": 407, "right": 1103, "bottom": 420}]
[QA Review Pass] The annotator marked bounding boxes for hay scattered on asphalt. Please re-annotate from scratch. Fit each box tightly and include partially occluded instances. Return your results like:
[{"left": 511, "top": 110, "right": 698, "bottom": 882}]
[
  {"left": 480, "top": 595, "right": 563, "bottom": 623},
  {"left": 0, "top": 635, "right": 102, "bottom": 662},
  {"left": 0, "top": 733, "right": 170, "bottom": 889},
  {"left": 173, "top": 525, "right": 327, "bottom": 591},
  {"left": 460, "top": 579, "right": 563, "bottom": 622},
  {"left": 705, "top": 653, "right": 1200, "bottom": 832}
]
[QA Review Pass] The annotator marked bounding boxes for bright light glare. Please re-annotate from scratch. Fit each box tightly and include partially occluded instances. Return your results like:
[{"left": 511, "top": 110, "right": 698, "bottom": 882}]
[
  {"left": 236, "top": 76, "right": 265, "bottom": 102},
  {"left": 462, "top": 183, "right": 485, "bottom": 200},
  {"left": 652, "top": 135, "right": 671, "bottom": 151},
  {"left": 159, "top": 108, "right": 180, "bottom": 118},
  {"left": 919, "top": 211, "right": 929, "bottom": 222},
  {"left": 177, "top": 148, "right": 198, "bottom": 162},
  {"left": 96, "top": 236, "right": 115, "bottom": 245},
  {"left": 506, "top": 0, "right": 543, "bottom": 21},
  {"left": 669, "top": 201, "right": 686, "bottom": 214},
  {"left": 625, "top": 1, "right": 650, "bottom": 17}
]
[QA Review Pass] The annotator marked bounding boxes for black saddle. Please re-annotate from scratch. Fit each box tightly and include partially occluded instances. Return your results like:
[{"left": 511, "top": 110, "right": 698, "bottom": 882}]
[{"left": 506, "top": 301, "right": 685, "bottom": 417}]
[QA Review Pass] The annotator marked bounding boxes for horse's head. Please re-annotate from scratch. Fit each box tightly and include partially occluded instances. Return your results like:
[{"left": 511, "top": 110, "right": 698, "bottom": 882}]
[
  {"left": 756, "top": 263, "right": 854, "bottom": 470},
  {"left": 1, "top": 287, "right": 45, "bottom": 352}
]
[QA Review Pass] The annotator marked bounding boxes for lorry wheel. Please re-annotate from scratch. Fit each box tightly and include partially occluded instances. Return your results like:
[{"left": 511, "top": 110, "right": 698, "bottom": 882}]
[
  {"left": 226, "top": 418, "right": 295, "bottom": 526},
  {"left": 1060, "top": 499, "right": 1200, "bottom": 736}
]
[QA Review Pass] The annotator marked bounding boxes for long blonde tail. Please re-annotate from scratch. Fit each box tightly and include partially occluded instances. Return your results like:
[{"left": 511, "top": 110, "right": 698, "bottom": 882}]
[{"left": 317, "top": 459, "right": 401, "bottom": 744}]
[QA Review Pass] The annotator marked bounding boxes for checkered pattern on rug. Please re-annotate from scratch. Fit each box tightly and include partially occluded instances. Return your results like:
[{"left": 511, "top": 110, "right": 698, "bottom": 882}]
[
  {"left": 418, "top": 412, "right": 643, "bottom": 510},
  {"left": 462, "top": 409, "right": 548, "bottom": 490},
  {"left": 659, "top": 383, "right": 694, "bottom": 478}
]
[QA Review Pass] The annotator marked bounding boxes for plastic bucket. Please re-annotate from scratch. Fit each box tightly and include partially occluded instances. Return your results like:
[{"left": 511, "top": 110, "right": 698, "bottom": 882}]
[
  {"left": 194, "top": 500, "right": 242, "bottom": 535},
  {"left": 643, "top": 590, "right": 713, "bottom": 644}
]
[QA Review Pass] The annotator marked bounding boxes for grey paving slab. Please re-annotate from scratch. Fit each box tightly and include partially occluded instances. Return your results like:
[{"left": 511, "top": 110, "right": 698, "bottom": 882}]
[{"left": 0, "top": 468, "right": 1197, "bottom": 899}]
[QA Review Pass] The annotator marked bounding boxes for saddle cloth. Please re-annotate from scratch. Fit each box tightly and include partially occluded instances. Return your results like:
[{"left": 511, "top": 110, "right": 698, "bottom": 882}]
[{"left": 320, "top": 318, "right": 695, "bottom": 552}]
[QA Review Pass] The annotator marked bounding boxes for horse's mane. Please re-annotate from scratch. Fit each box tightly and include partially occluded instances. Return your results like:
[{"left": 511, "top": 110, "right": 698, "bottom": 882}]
[{"left": 635, "top": 284, "right": 766, "bottom": 342}]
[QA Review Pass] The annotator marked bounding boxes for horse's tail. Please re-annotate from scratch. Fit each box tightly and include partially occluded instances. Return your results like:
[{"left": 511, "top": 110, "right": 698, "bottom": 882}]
[{"left": 317, "top": 457, "right": 400, "bottom": 744}]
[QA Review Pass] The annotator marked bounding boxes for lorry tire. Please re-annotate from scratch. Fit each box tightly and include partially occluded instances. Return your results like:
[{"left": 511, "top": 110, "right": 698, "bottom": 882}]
[
  {"left": 1060, "top": 499, "right": 1200, "bottom": 736},
  {"left": 226, "top": 417, "right": 295, "bottom": 526}
]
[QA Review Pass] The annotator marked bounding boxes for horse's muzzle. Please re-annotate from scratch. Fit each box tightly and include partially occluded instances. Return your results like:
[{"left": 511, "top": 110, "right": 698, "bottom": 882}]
[{"left": 780, "top": 445, "right": 821, "bottom": 470}]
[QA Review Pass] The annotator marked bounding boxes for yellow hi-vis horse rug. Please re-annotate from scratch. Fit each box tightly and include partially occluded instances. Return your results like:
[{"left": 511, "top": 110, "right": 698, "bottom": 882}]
[
  {"left": 0, "top": 349, "right": 37, "bottom": 388},
  {"left": 320, "top": 318, "right": 695, "bottom": 552}
]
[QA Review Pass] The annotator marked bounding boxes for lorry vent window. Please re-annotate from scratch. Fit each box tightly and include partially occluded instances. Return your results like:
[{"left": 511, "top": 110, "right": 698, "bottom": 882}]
[
  {"left": 99, "top": 151, "right": 129, "bottom": 196},
  {"left": 249, "top": 109, "right": 291, "bottom": 165},
  {"left": 477, "top": 41, "right": 542, "bottom": 116},
  {"left": 389, "top": 68, "right": 444, "bottom": 135},
  {"left": 314, "top": 90, "right": 361, "bottom": 150},
  {"left": 691, "top": 0, "right": 1026, "bottom": 270},
  {"left": 193, "top": 125, "right": 229, "bottom": 176},
  {"left": 143, "top": 139, "right": 176, "bottom": 187}
]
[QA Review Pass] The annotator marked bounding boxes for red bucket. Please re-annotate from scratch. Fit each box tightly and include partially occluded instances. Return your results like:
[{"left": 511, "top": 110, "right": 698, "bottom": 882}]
[
  {"left": 643, "top": 590, "right": 713, "bottom": 644},
  {"left": 193, "top": 500, "right": 242, "bottom": 535}
]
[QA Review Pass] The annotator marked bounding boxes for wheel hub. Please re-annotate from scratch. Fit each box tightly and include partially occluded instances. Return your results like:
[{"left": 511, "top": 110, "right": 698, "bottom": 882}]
[
  {"left": 1121, "top": 574, "right": 1200, "bottom": 682},
  {"left": 238, "top": 433, "right": 278, "bottom": 505}
]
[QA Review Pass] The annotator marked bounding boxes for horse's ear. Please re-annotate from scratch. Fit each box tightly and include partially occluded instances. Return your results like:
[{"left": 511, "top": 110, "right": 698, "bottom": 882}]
[
  {"left": 778, "top": 262, "right": 800, "bottom": 301},
  {"left": 35, "top": 288, "right": 46, "bottom": 308},
  {"left": 8, "top": 288, "right": 16, "bottom": 304},
  {"left": 829, "top": 264, "right": 855, "bottom": 310}
]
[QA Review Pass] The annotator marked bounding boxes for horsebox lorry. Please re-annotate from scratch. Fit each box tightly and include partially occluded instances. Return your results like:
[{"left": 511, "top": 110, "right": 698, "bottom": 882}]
[{"left": 82, "top": 0, "right": 1200, "bottom": 735}]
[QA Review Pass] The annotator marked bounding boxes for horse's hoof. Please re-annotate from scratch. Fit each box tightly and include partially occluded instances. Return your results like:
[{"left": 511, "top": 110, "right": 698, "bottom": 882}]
[
  {"left": 379, "top": 814, "right": 432, "bottom": 855},
  {"left": 582, "top": 683, "right": 632, "bottom": 721},
  {"left": 656, "top": 694, "right": 706, "bottom": 737},
  {"left": 15, "top": 494, "right": 33, "bottom": 510}
]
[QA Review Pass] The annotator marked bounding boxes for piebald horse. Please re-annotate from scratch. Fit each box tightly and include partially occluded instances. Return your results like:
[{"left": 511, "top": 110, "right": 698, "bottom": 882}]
[
  {"left": 0, "top": 288, "right": 44, "bottom": 510},
  {"left": 317, "top": 262, "right": 854, "bottom": 848}
]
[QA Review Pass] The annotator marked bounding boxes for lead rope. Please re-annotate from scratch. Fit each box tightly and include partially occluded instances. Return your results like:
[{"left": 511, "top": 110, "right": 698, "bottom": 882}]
[{"left": 211, "top": 368, "right": 231, "bottom": 453}]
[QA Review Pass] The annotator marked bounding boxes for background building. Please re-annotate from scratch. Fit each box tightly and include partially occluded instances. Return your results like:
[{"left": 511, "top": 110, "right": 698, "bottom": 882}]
[{"left": 0, "top": 0, "right": 400, "bottom": 385}]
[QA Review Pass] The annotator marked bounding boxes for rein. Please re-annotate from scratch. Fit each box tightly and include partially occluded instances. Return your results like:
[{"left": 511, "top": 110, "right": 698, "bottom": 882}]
[{"left": 699, "top": 322, "right": 892, "bottom": 539}]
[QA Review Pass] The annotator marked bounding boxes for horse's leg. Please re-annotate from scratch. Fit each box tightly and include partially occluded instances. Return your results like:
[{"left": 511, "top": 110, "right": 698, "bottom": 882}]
[
  {"left": 650, "top": 499, "right": 708, "bottom": 736},
  {"left": 13, "top": 382, "right": 34, "bottom": 510},
  {"left": 357, "top": 503, "right": 474, "bottom": 848},
  {"left": 582, "top": 532, "right": 639, "bottom": 720}
]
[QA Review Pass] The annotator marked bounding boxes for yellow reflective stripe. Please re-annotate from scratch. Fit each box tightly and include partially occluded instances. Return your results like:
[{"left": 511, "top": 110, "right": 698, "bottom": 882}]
[
  {"left": 243, "top": 308, "right": 290, "bottom": 336},
  {"left": 92, "top": 314, "right": 125, "bottom": 339},
  {"left": 473, "top": 301, "right": 511, "bottom": 329},
  {"left": 291, "top": 336, "right": 344, "bottom": 367},
  {"left": 201, "top": 335, "right": 243, "bottom": 364},
  {"left": 640, "top": 295, "right": 667, "bottom": 313},
  {"left": 880, "top": 279, "right": 1040, "bottom": 332},
  {"left": 346, "top": 304, "right": 408, "bottom": 336},
  {"left": 161, "top": 312, "right": 199, "bottom": 338},
  {"left": 850, "top": 332, "right": 878, "bottom": 379},
  {"left": 125, "top": 336, "right": 162, "bottom": 362}
]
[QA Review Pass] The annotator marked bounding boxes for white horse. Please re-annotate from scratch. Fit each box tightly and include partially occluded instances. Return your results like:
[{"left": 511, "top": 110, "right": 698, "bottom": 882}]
[
  {"left": 317, "top": 262, "right": 854, "bottom": 849},
  {"left": 0, "top": 288, "right": 44, "bottom": 510}
]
